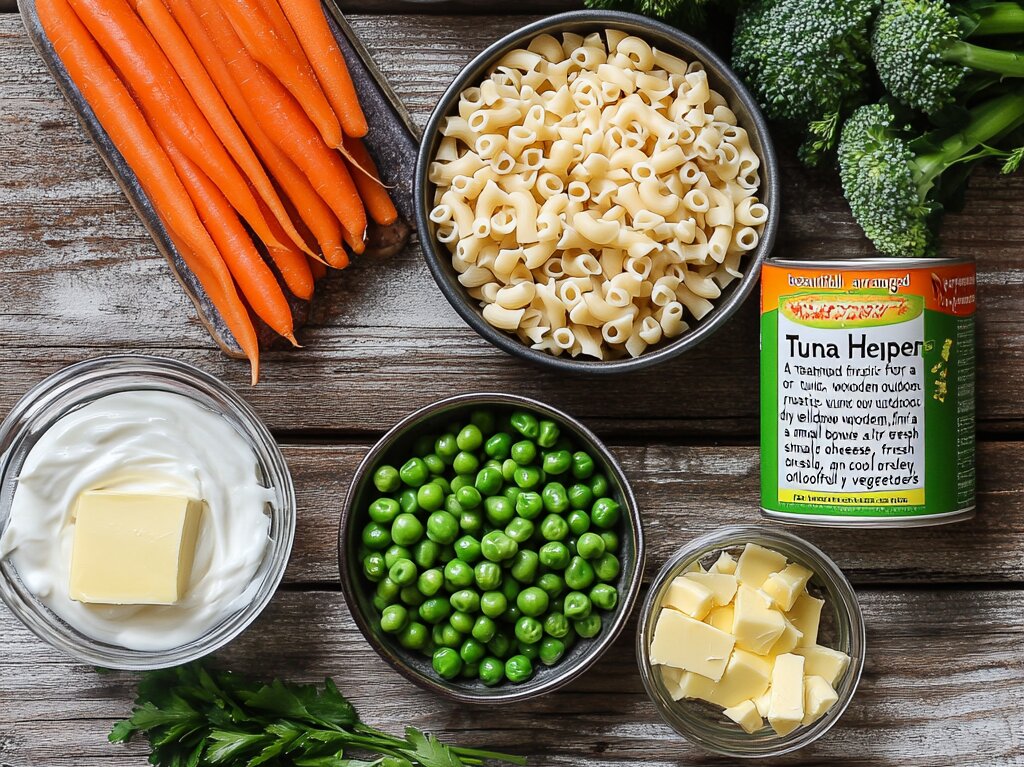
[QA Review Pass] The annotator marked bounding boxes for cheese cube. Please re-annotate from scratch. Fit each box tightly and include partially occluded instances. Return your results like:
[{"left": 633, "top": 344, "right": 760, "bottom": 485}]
[
  {"left": 69, "top": 491, "right": 203, "bottom": 605},
  {"left": 787, "top": 593, "right": 825, "bottom": 647},
  {"left": 735, "top": 543, "right": 787, "bottom": 588},
  {"left": 671, "top": 649, "right": 771, "bottom": 708},
  {"left": 793, "top": 645, "right": 851, "bottom": 687},
  {"left": 705, "top": 604, "right": 734, "bottom": 634},
  {"left": 762, "top": 563, "right": 813, "bottom": 611},
  {"left": 768, "top": 653, "right": 805, "bottom": 736},
  {"left": 650, "top": 608, "right": 734, "bottom": 681},
  {"left": 723, "top": 699, "right": 764, "bottom": 734},
  {"left": 684, "top": 571, "right": 738, "bottom": 607},
  {"left": 754, "top": 688, "right": 772, "bottom": 717},
  {"left": 710, "top": 551, "right": 737, "bottom": 574},
  {"left": 663, "top": 576, "right": 714, "bottom": 620},
  {"left": 802, "top": 675, "right": 839, "bottom": 726},
  {"left": 768, "top": 614, "right": 804, "bottom": 655},
  {"left": 732, "top": 584, "right": 785, "bottom": 655}
]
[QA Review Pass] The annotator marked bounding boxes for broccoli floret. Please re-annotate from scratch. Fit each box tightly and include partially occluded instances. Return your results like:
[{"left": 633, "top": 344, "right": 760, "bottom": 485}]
[
  {"left": 873, "top": 0, "right": 1024, "bottom": 114},
  {"left": 583, "top": 0, "right": 718, "bottom": 27},
  {"left": 732, "top": 0, "right": 879, "bottom": 164},
  {"left": 838, "top": 94, "right": 1024, "bottom": 257}
]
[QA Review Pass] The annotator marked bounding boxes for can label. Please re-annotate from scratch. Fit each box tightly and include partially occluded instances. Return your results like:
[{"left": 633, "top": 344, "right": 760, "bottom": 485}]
[{"left": 761, "top": 261, "right": 976, "bottom": 522}]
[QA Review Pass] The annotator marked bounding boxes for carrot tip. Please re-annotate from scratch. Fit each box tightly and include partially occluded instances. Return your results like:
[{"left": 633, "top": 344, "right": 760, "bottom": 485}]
[{"left": 285, "top": 332, "right": 301, "bottom": 348}]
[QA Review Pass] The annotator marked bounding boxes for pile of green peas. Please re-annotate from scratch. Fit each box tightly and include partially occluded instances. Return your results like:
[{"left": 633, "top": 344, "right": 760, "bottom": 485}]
[{"left": 357, "top": 409, "right": 623, "bottom": 687}]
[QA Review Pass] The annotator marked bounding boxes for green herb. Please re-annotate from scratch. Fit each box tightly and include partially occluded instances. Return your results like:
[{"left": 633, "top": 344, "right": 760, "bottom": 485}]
[
  {"left": 1000, "top": 145, "right": 1024, "bottom": 173},
  {"left": 110, "top": 662, "right": 526, "bottom": 767}
]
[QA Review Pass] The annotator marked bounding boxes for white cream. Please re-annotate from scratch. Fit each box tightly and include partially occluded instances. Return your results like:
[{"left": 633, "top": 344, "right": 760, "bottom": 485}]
[{"left": 0, "top": 390, "right": 273, "bottom": 651}]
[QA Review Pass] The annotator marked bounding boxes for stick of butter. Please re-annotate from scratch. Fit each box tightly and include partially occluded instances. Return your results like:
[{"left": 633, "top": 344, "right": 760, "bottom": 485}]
[{"left": 69, "top": 491, "right": 203, "bottom": 605}]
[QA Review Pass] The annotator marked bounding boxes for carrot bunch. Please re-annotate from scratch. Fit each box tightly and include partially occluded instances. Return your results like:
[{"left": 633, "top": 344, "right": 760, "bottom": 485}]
[{"left": 38, "top": 0, "right": 399, "bottom": 384}]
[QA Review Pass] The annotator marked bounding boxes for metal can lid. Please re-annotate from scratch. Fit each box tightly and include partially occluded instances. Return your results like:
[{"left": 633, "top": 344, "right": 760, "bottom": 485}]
[{"left": 765, "top": 256, "right": 974, "bottom": 270}]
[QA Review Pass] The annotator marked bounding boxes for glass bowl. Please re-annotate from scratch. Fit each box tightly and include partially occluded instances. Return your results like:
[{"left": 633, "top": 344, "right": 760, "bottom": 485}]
[
  {"left": 339, "top": 392, "right": 645, "bottom": 704},
  {"left": 636, "top": 525, "right": 865, "bottom": 757},
  {"left": 0, "top": 355, "right": 295, "bottom": 669}
]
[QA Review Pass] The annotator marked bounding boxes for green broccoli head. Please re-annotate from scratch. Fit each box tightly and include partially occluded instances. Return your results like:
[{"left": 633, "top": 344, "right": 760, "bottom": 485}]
[
  {"left": 584, "top": 0, "right": 716, "bottom": 27},
  {"left": 838, "top": 103, "right": 939, "bottom": 257}
]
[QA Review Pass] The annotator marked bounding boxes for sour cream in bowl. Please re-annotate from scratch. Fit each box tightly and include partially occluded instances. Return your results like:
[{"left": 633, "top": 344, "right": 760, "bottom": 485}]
[{"left": 0, "top": 356, "right": 295, "bottom": 668}]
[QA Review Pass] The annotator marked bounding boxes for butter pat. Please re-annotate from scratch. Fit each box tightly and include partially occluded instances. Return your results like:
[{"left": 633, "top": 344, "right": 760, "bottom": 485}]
[
  {"left": 710, "top": 551, "right": 737, "bottom": 574},
  {"left": 651, "top": 608, "right": 735, "bottom": 681},
  {"left": 767, "top": 653, "right": 805, "bottom": 736},
  {"left": 802, "top": 675, "right": 839, "bottom": 726},
  {"left": 676, "top": 648, "right": 771, "bottom": 708},
  {"left": 787, "top": 593, "right": 824, "bottom": 647},
  {"left": 735, "top": 543, "right": 787, "bottom": 588},
  {"left": 793, "top": 644, "right": 851, "bottom": 687},
  {"left": 762, "top": 563, "right": 813, "bottom": 611},
  {"left": 723, "top": 699, "right": 763, "bottom": 734},
  {"left": 754, "top": 688, "right": 772, "bottom": 717},
  {"left": 663, "top": 575, "right": 714, "bottom": 620},
  {"left": 706, "top": 604, "right": 734, "bottom": 633},
  {"left": 69, "top": 491, "right": 203, "bottom": 605},
  {"left": 684, "top": 571, "right": 738, "bottom": 607},
  {"left": 733, "top": 584, "right": 785, "bottom": 654},
  {"left": 768, "top": 614, "right": 804, "bottom": 655}
]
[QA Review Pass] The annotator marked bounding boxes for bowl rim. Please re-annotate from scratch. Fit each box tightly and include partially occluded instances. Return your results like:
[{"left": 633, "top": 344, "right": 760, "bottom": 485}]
[
  {"left": 0, "top": 354, "right": 296, "bottom": 669},
  {"left": 635, "top": 524, "right": 867, "bottom": 757},
  {"left": 413, "top": 9, "right": 781, "bottom": 374},
  {"left": 338, "top": 391, "right": 646, "bottom": 704}
]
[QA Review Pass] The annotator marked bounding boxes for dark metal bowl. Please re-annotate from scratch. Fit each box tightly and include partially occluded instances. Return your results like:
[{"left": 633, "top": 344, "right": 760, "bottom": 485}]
[
  {"left": 414, "top": 10, "right": 780, "bottom": 374},
  {"left": 338, "top": 392, "right": 645, "bottom": 704}
]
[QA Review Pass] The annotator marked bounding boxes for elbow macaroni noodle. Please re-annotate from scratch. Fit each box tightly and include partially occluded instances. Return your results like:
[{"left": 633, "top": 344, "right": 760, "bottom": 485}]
[{"left": 430, "top": 29, "right": 769, "bottom": 360}]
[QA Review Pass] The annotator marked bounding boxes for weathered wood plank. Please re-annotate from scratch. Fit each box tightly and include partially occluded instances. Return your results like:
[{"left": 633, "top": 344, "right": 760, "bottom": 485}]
[
  {"left": 2, "top": 588, "right": 1022, "bottom": 766},
  {"left": 1, "top": 15, "right": 1022, "bottom": 436}
]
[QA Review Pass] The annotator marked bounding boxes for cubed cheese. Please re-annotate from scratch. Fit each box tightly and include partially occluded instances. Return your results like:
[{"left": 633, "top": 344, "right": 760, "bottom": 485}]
[
  {"left": 762, "top": 563, "right": 813, "bottom": 611},
  {"left": 802, "top": 675, "right": 839, "bottom": 726},
  {"left": 787, "top": 593, "right": 825, "bottom": 647},
  {"left": 663, "top": 575, "right": 714, "bottom": 620},
  {"left": 671, "top": 649, "right": 771, "bottom": 708},
  {"left": 754, "top": 688, "right": 772, "bottom": 718},
  {"left": 710, "top": 551, "right": 737, "bottom": 574},
  {"left": 723, "top": 699, "right": 764, "bottom": 734},
  {"left": 733, "top": 584, "right": 785, "bottom": 655},
  {"left": 650, "top": 608, "right": 735, "bottom": 681},
  {"left": 793, "top": 645, "right": 851, "bottom": 687},
  {"left": 69, "top": 491, "right": 203, "bottom": 605},
  {"left": 735, "top": 543, "right": 787, "bottom": 588},
  {"left": 768, "top": 653, "right": 805, "bottom": 736},
  {"left": 705, "top": 604, "right": 734, "bottom": 634},
  {"left": 768, "top": 614, "right": 804, "bottom": 655},
  {"left": 684, "top": 571, "right": 738, "bottom": 607}
]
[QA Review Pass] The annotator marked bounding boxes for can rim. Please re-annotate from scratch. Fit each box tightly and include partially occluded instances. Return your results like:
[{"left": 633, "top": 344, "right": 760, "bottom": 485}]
[{"left": 765, "top": 257, "right": 974, "bottom": 269}]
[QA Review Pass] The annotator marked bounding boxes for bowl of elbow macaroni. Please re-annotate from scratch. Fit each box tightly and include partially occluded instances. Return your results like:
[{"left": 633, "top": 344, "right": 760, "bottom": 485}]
[{"left": 414, "top": 10, "right": 779, "bottom": 371}]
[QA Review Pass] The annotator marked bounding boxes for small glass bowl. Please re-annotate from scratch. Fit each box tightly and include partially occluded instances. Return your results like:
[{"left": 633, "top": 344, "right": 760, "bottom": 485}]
[
  {"left": 636, "top": 525, "right": 865, "bottom": 758},
  {"left": 0, "top": 355, "right": 295, "bottom": 669}
]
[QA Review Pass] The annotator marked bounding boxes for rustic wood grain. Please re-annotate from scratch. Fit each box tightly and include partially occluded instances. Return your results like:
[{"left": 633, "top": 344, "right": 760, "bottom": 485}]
[
  {"left": 2, "top": 588, "right": 1022, "bottom": 766},
  {"left": 1, "top": 15, "right": 1022, "bottom": 437}
]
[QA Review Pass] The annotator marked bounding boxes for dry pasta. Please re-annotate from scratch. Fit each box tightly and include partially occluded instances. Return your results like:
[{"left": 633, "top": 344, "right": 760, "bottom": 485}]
[{"left": 429, "top": 29, "right": 769, "bottom": 360}]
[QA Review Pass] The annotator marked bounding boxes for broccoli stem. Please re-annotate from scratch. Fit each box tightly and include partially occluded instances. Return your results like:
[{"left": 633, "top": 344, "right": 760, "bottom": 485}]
[
  {"left": 969, "top": 2, "right": 1024, "bottom": 35},
  {"left": 944, "top": 39, "right": 1024, "bottom": 76}
]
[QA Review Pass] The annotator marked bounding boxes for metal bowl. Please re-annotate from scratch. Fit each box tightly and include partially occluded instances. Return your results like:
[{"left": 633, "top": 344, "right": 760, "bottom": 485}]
[
  {"left": 338, "top": 392, "right": 645, "bottom": 704},
  {"left": 414, "top": 10, "right": 780, "bottom": 374}
]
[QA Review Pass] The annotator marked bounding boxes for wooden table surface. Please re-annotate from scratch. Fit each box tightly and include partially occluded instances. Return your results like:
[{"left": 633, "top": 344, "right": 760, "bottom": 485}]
[{"left": 2, "top": 2, "right": 1023, "bottom": 766}]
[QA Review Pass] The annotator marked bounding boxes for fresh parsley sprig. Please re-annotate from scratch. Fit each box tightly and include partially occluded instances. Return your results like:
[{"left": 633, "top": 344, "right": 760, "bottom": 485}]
[{"left": 110, "top": 663, "right": 526, "bottom": 767}]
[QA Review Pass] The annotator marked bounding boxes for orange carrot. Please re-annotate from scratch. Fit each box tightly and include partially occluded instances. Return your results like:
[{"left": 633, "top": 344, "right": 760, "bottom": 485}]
[
  {"left": 195, "top": 0, "right": 367, "bottom": 242},
  {"left": 258, "top": 199, "right": 316, "bottom": 300},
  {"left": 308, "top": 254, "right": 327, "bottom": 281},
  {"left": 256, "top": 0, "right": 306, "bottom": 61},
  {"left": 136, "top": 0, "right": 311, "bottom": 256},
  {"left": 39, "top": 0, "right": 259, "bottom": 382},
  {"left": 164, "top": 0, "right": 349, "bottom": 266},
  {"left": 154, "top": 122, "right": 297, "bottom": 342},
  {"left": 343, "top": 135, "right": 398, "bottom": 226},
  {"left": 66, "top": 0, "right": 283, "bottom": 252},
  {"left": 279, "top": 0, "right": 368, "bottom": 138},
  {"left": 216, "top": 0, "right": 342, "bottom": 148}
]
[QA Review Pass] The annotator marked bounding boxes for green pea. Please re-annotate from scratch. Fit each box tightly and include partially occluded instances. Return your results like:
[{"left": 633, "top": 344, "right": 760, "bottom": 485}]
[
  {"left": 417, "top": 568, "right": 443, "bottom": 597},
  {"left": 537, "top": 572, "right": 565, "bottom": 599},
  {"left": 484, "top": 432, "right": 512, "bottom": 460},
  {"left": 589, "top": 473, "right": 610, "bottom": 497},
  {"left": 574, "top": 612, "right": 602, "bottom": 639},
  {"left": 398, "top": 488, "right": 419, "bottom": 515},
  {"left": 563, "top": 591, "right": 592, "bottom": 620},
  {"left": 505, "top": 517, "right": 534, "bottom": 544},
  {"left": 541, "top": 482, "right": 569, "bottom": 513},
  {"left": 565, "top": 556, "right": 596, "bottom": 590},
  {"left": 594, "top": 553, "right": 621, "bottom": 582},
  {"left": 461, "top": 662, "right": 480, "bottom": 680},
  {"left": 600, "top": 530, "right": 620, "bottom": 553},
  {"left": 481, "top": 530, "right": 518, "bottom": 562},
  {"left": 444, "top": 559, "right": 475, "bottom": 590},
  {"left": 423, "top": 454, "right": 446, "bottom": 477},
  {"left": 540, "top": 514, "right": 569, "bottom": 541},
  {"left": 591, "top": 497, "right": 621, "bottom": 529},
  {"left": 412, "top": 539, "right": 441, "bottom": 569},
  {"left": 400, "top": 457, "right": 429, "bottom": 487},
  {"left": 443, "top": 495, "right": 463, "bottom": 517},
  {"left": 375, "top": 577, "right": 400, "bottom": 605},
  {"left": 380, "top": 604, "right": 408, "bottom": 634},
  {"left": 503, "top": 485, "right": 523, "bottom": 505},
  {"left": 452, "top": 451, "right": 479, "bottom": 475},
  {"left": 485, "top": 496, "right": 515, "bottom": 526},
  {"left": 436, "top": 622, "right": 465, "bottom": 649},
  {"left": 418, "top": 597, "right": 451, "bottom": 624},
  {"left": 516, "top": 640, "right": 539, "bottom": 661},
  {"left": 447, "top": 589, "right": 478, "bottom": 614},
  {"left": 510, "top": 411, "right": 540, "bottom": 440},
  {"left": 543, "top": 611, "right": 570, "bottom": 639},
  {"left": 516, "top": 586, "right": 549, "bottom": 617},
  {"left": 362, "top": 552, "right": 386, "bottom": 582},
  {"left": 513, "top": 466, "right": 542, "bottom": 490},
  {"left": 368, "top": 497, "right": 401, "bottom": 524},
  {"left": 384, "top": 545, "right": 412, "bottom": 569},
  {"left": 389, "top": 558, "right": 417, "bottom": 587},
  {"left": 459, "top": 637, "right": 486, "bottom": 665},
  {"left": 567, "top": 509, "right": 591, "bottom": 536},
  {"left": 474, "top": 467, "right": 503, "bottom": 496},
  {"left": 542, "top": 449, "right": 572, "bottom": 475},
  {"left": 590, "top": 583, "right": 619, "bottom": 611},
  {"left": 450, "top": 474, "right": 471, "bottom": 494},
  {"left": 413, "top": 434, "right": 436, "bottom": 457},
  {"left": 391, "top": 513, "right": 424, "bottom": 547},
  {"left": 435, "top": 433, "right": 459, "bottom": 462},
  {"left": 426, "top": 511, "right": 459, "bottom": 544},
  {"left": 538, "top": 541, "right": 571, "bottom": 569},
  {"left": 483, "top": 458, "right": 503, "bottom": 472},
  {"left": 470, "top": 410, "right": 496, "bottom": 435},
  {"left": 473, "top": 615, "right": 498, "bottom": 644},
  {"left": 537, "top": 419, "right": 560, "bottom": 448},
  {"left": 456, "top": 485, "right": 482, "bottom": 510},
  {"left": 505, "top": 654, "right": 534, "bottom": 683},
  {"left": 432, "top": 647, "right": 462, "bottom": 679},
  {"left": 474, "top": 560, "right": 502, "bottom": 591},
  {"left": 479, "top": 590, "right": 507, "bottom": 618},
  {"left": 539, "top": 637, "right": 566, "bottom": 666},
  {"left": 568, "top": 483, "right": 594, "bottom": 511},
  {"left": 434, "top": 476, "right": 452, "bottom": 495},
  {"left": 510, "top": 550, "right": 539, "bottom": 584},
  {"left": 488, "top": 628, "right": 513, "bottom": 658},
  {"left": 500, "top": 576, "right": 522, "bottom": 603},
  {"left": 453, "top": 424, "right": 481, "bottom": 452},
  {"left": 362, "top": 522, "right": 391, "bottom": 551},
  {"left": 479, "top": 656, "right": 505, "bottom": 686},
  {"left": 400, "top": 585, "right": 425, "bottom": 608},
  {"left": 576, "top": 532, "right": 606, "bottom": 560},
  {"left": 501, "top": 605, "right": 522, "bottom": 624},
  {"left": 449, "top": 610, "right": 475, "bottom": 634},
  {"left": 373, "top": 465, "right": 401, "bottom": 493},
  {"left": 510, "top": 440, "right": 537, "bottom": 467},
  {"left": 414, "top": 483, "right": 442, "bottom": 513},
  {"left": 459, "top": 510, "right": 484, "bottom": 536},
  {"left": 398, "top": 620, "right": 429, "bottom": 650},
  {"left": 571, "top": 452, "right": 596, "bottom": 479},
  {"left": 515, "top": 491, "right": 543, "bottom": 520},
  {"left": 501, "top": 458, "right": 518, "bottom": 482},
  {"left": 437, "top": 547, "right": 456, "bottom": 564},
  {"left": 371, "top": 594, "right": 390, "bottom": 612}
]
